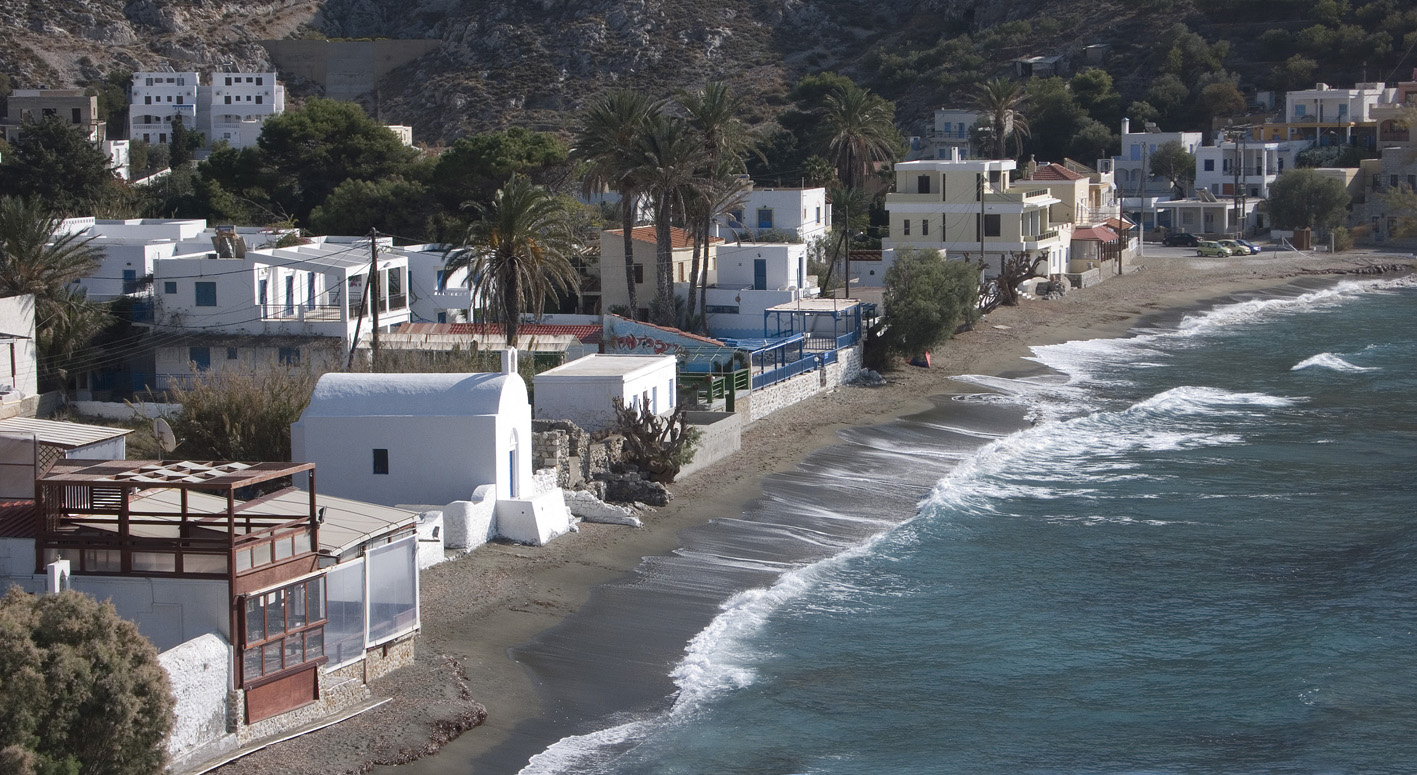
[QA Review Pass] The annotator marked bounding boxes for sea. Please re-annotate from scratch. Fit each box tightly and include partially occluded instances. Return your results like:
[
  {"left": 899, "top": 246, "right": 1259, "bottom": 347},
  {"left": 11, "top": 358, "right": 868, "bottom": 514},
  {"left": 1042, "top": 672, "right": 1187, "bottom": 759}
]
[{"left": 491, "top": 274, "right": 1417, "bottom": 775}]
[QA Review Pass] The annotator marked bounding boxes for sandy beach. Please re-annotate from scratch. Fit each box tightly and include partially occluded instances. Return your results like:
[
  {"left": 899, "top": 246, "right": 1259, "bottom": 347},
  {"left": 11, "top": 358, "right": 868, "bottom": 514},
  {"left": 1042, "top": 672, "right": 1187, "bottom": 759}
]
[{"left": 212, "top": 246, "right": 1412, "bottom": 775}]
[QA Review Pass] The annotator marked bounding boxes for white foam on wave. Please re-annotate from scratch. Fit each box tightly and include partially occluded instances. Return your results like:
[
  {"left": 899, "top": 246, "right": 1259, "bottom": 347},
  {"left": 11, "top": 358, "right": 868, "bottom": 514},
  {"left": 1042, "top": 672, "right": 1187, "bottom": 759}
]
[
  {"left": 1132, "top": 385, "right": 1298, "bottom": 414},
  {"left": 1292, "top": 352, "right": 1377, "bottom": 373}
]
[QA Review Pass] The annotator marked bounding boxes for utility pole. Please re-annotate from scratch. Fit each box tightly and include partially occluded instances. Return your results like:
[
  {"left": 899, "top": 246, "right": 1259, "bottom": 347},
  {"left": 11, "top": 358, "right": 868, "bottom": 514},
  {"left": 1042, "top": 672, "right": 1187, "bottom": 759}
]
[
  {"left": 978, "top": 172, "right": 987, "bottom": 263},
  {"left": 369, "top": 228, "right": 381, "bottom": 370}
]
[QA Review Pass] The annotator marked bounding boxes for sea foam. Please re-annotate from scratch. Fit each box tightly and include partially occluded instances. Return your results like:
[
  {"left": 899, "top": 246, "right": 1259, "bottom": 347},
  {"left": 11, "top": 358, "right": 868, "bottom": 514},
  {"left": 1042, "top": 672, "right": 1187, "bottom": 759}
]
[{"left": 1292, "top": 352, "right": 1377, "bottom": 372}]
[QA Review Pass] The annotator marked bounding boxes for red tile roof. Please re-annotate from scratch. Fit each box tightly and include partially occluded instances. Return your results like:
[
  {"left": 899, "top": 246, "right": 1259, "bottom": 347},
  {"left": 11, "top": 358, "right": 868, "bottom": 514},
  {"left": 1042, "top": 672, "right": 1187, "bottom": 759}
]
[
  {"left": 0, "top": 500, "right": 37, "bottom": 538},
  {"left": 1072, "top": 226, "right": 1120, "bottom": 242},
  {"left": 1028, "top": 163, "right": 1088, "bottom": 181},
  {"left": 604, "top": 226, "right": 723, "bottom": 249}
]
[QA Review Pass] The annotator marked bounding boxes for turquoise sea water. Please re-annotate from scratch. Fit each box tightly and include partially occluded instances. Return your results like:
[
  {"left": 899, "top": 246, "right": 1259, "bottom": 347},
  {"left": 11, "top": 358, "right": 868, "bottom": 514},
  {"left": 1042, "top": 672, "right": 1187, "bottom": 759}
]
[{"left": 517, "top": 276, "right": 1417, "bottom": 775}]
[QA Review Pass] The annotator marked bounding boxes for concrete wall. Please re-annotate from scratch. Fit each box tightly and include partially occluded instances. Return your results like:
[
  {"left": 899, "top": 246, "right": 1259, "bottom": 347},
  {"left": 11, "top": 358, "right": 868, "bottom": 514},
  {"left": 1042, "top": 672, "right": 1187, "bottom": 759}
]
[
  {"left": 677, "top": 411, "right": 743, "bottom": 479},
  {"left": 747, "top": 344, "right": 863, "bottom": 422},
  {"left": 160, "top": 634, "right": 236, "bottom": 770},
  {"left": 0, "top": 295, "right": 38, "bottom": 400}
]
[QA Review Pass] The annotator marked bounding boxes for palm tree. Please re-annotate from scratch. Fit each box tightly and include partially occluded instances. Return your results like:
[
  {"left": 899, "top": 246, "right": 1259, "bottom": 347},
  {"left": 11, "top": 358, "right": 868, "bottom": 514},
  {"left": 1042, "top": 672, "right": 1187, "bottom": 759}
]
[
  {"left": 682, "top": 163, "right": 750, "bottom": 332},
  {"left": 573, "top": 91, "right": 665, "bottom": 320},
  {"left": 628, "top": 116, "right": 707, "bottom": 326},
  {"left": 821, "top": 83, "right": 902, "bottom": 189},
  {"left": 975, "top": 79, "right": 1031, "bottom": 160},
  {"left": 679, "top": 81, "right": 757, "bottom": 327},
  {"left": 0, "top": 196, "right": 110, "bottom": 393},
  {"left": 443, "top": 175, "right": 580, "bottom": 347}
]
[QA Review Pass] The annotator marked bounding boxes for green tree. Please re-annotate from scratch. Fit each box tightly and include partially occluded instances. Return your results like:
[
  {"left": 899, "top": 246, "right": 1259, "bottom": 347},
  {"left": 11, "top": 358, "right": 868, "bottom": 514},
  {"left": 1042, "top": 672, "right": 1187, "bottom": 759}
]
[
  {"left": 444, "top": 175, "right": 581, "bottom": 345},
  {"left": 573, "top": 90, "right": 666, "bottom": 320},
  {"left": 1024, "top": 76, "right": 1086, "bottom": 161},
  {"left": 168, "top": 114, "right": 203, "bottom": 167},
  {"left": 1150, "top": 139, "right": 1198, "bottom": 197},
  {"left": 1145, "top": 74, "right": 1191, "bottom": 125},
  {"left": 1199, "top": 81, "right": 1246, "bottom": 124},
  {"left": 0, "top": 117, "right": 120, "bottom": 214},
  {"left": 255, "top": 98, "right": 419, "bottom": 222},
  {"left": 1069, "top": 119, "right": 1116, "bottom": 164},
  {"left": 431, "top": 128, "right": 568, "bottom": 212},
  {"left": 308, "top": 176, "right": 434, "bottom": 239},
  {"left": 628, "top": 116, "right": 706, "bottom": 325},
  {"left": 880, "top": 249, "right": 980, "bottom": 360},
  {"left": 0, "top": 587, "right": 174, "bottom": 775},
  {"left": 974, "top": 79, "right": 1030, "bottom": 160},
  {"left": 85, "top": 70, "right": 132, "bottom": 139},
  {"left": 1070, "top": 69, "right": 1123, "bottom": 129},
  {"left": 820, "top": 82, "right": 901, "bottom": 189},
  {"left": 1265, "top": 168, "right": 1351, "bottom": 230}
]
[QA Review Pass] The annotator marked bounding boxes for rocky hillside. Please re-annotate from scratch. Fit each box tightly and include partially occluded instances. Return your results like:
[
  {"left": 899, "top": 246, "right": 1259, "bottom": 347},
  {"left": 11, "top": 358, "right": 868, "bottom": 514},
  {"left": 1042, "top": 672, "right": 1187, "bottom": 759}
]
[{"left": 2, "top": 0, "right": 1407, "bottom": 145}]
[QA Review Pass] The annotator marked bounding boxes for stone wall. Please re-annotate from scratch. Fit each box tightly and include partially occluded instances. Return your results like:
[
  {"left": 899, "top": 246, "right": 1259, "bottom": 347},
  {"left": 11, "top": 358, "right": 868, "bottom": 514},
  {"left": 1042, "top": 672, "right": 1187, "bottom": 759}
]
[
  {"left": 531, "top": 419, "right": 623, "bottom": 490},
  {"left": 748, "top": 345, "right": 863, "bottom": 423},
  {"left": 160, "top": 634, "right": 236, "bottom": 770}
]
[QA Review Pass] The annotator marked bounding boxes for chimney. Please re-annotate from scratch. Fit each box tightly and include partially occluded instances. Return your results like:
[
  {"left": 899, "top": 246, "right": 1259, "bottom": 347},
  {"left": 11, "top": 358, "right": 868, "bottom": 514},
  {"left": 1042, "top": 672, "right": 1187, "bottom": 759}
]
[{"left": 1121, "top": 117, "right": 1130, "bottom": 136}]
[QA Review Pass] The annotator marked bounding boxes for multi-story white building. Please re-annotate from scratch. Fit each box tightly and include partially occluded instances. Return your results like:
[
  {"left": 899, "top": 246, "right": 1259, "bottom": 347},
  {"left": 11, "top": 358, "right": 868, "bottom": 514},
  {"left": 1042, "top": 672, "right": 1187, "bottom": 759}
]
[
  {"left": 715, "top": 186, "right": 830, "bottom": 243},
  {"left": 928, "top": 108, "right": 981, "bottom": 160},
  {"left": 129, "top": 71, "right": 286, "bottom": 149},
  {"left": 883, "top": 158, "right": 1068, "bottom": 278},
  {"left": 1194, "top": 141, "right": 1296, "bottom": 200},
  {"left": 200, "top": 72, "right": 284, "bottom": 149},
  {"left": 129, "top": 71, "right": 199, "bottom": 145},
  {"left": 1112, "top": 118, "right": 1204, "bottom": 202}
]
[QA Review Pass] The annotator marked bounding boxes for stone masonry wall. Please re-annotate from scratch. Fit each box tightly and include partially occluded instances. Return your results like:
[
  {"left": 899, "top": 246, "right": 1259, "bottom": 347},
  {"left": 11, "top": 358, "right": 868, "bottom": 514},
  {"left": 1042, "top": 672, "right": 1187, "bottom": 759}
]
[{"left": 748, "top": 344, "right": 863, "bottom": 423}]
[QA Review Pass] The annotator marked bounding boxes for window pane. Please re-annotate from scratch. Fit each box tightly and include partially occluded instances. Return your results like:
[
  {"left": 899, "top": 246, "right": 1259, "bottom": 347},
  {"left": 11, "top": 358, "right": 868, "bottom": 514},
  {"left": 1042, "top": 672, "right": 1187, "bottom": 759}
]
[
  {"left": 308, "top": 575, "right": 325, "bottom": 621},
  {"left": 274, "top": 536, "right": 293, "bottom": 561},
  {"left": 367, "top": 536, "right": 418, "bottom": 644},
  {"left": 284, "top": 633, "right": 303, "bottom": 667},
  {"left": 251, "top": 542, "right": 271, "bottom": 567},
  {"left": 293, "top": 532, "right": 312, "bottom": 556},
  {"left": 325, "top": 562, "right": 365, "bottom": 665},
  {"left": 290, "top": 583, "right": 307, "bottom": 629},
  {"left": 305, "top": 627, "right": 324, "bottom": 660},
  {"left": 132, "top": 552, "right": 176, "bottom": 572},
  {"left": 235, "top": 549, "right": 252, "bottom": 572},
  {"left": 265, "top": 590, "right": 286, "bottom": 637},
  {"left": 184, "top": 553, "right": 228, "bottom": 574},
  {"left": 245, "top": 597, "right": 264, "bottom": 643},
  {"left": 263, "top": 642, "right": 282, "bottom": 674},
  {"left": 244, "top": 647, "right": 262, "bottom": 679}
]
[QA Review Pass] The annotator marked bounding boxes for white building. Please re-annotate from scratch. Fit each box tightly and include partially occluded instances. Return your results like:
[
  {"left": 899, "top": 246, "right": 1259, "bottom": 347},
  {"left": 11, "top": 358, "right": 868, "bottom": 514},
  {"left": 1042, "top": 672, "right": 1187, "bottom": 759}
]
[
  {"left": 926, "top": 108, "right": 981, "bottom": 160},
  {"left": 129, "top": 71, "right": 199, "bottom": 145},
  {"left": 1112, "top": 118, "right": 1204, "bottom": 209},
  {"left": 0, "top": 295, "right": 39, "bottom": 417},
  {"left": 63, "top": 217, "right": 209, "bottom": 301},
  {"left": 704, "top": 242, "right": 818, "bottom": 337},
  {"left": 391, "top": 243, "right": 472, "bottom": 324},
  {"left": 293, "top": 370, "right": 535, "bottom": 507},
  {"left": 533, "top": 354, "right": 677, "bottom": 432},
  {"left": 716, "top": 186, "right": 830, "bottom": 243},
  {"left": 201, "top": 72, "right": 284, "bottom": 150},
  {"left": 1285, "top": 82, "right": 1391, "bottom": 127},
  {"left": 1195, "top": 141, "right": 1296, "bottom": 200}
]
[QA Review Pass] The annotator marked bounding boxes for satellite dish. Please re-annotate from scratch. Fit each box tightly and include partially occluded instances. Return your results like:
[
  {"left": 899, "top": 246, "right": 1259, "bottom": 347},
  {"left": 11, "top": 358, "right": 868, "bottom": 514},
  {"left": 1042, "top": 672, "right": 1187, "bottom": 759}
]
[{"left": 153, "top": 418, "right": 178, "bottom": 456}]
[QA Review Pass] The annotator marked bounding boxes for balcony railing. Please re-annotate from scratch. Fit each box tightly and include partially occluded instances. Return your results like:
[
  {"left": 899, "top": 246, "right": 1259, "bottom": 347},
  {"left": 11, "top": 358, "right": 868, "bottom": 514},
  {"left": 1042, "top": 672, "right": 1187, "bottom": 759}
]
[
  {"left": 262, "top": 304, "right": 344, "bottom": 322},
  {"left": 1026, "top": 229, "right": 1060, "bottom": 243}
]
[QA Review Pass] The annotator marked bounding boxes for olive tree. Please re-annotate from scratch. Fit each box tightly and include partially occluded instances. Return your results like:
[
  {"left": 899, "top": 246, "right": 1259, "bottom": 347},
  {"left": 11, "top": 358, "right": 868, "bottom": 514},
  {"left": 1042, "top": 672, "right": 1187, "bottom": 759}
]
[
  {"left": 0, "top": 587, "right": 175, "bottom": 775},
  {"left": 880, "top": 248, "right": 980, "bottom": 361},
  {"left": 1265, "top": 168, "right": 1351, "bottom": 230}
]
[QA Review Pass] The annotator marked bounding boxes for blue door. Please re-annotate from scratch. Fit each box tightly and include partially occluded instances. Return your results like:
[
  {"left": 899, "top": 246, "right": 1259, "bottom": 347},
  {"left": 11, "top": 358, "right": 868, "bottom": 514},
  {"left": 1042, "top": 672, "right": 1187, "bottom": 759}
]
[
  {"left": 258, "top": 279, "right": 268, "bottom": 317},
  {"left": 753, "top": 259, "right": 767, "bottom": 291},
  {"left": 284, "top": 275, "right": 294, "bottom": 316}
]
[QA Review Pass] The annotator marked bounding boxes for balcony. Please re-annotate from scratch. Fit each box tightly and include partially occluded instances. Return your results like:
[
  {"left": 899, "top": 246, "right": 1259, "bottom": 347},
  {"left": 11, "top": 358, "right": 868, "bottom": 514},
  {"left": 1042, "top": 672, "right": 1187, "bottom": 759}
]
[{"left": 262, "top": 303, "right": 344, "bottom": 323}]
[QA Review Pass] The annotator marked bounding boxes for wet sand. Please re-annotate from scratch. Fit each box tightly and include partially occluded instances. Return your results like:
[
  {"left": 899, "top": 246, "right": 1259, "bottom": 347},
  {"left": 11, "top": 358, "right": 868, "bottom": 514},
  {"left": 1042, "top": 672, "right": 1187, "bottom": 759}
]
[{"left": 212, "top": 248, "right": 1412, "bottom": 775}]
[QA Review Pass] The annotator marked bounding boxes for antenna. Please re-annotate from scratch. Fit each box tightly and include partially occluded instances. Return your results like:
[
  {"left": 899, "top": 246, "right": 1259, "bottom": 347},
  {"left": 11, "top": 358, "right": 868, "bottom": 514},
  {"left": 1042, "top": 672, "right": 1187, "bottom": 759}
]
[{"left": 153, "top": 418, "right": 178, "bottom": 458}]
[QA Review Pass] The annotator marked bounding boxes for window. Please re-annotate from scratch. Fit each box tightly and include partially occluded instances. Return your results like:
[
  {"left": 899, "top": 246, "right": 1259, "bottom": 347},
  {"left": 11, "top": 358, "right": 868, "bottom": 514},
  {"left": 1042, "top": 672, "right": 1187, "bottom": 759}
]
[
  {"left": 71, "top": 108, "right": 81, "bottom": 123},
  {"left": 256, "top": 77, "right": 264, "bottom": 85},
  {"left": 984, "top": 214, "right": 1001, "bottom": 237},
  {"left": 373, "top": 449, "right": 389, "bottom": 475},
  {"left": 227, "top": 347, "right": 239, "bottom": 360},
  {"left": 729, "top": 209, "right": 744, "bottom": 226},
  {"left": 256, "top": 95, "right": 263, "bottom": 105},
  {"left": 757, "top": 208, "right": 774, "bottom": 229},
  {"left": 1204, "top": 159, "right": 1214, "bottom": 171},
  {"left": 278, "top": 347, "right": 300, "bottom": 366},
  {"left": 436, "top": 311, "right": 447, "bottom": 323},
  {"left": 815, "top": 206, "right": 821, "bottom": 224},
  {"left": 903, "top": 219, "right": 910, "bottom": 235},
  {"left": 435, "top": 270, "right": 446, "bottom": 291},
  {"left": 224, "top": 95, "right": 231, "bottom": 104},
  {"left": 633, "top": 264, "right": 644, "bottom": 284},
  {"left": 225, "top": 77, "right": 232, "bottom": 86},
  {"left": 195, "top": 281, "right": 216, "bottom": 306},
  {"left": 917, "top": 174, "right": 930, "bottom": 194},
  {"left": 145, "top": 95, "right": 152, "bottom": 105},
  {"left": 176, "top": 96, "right": 183, "bottom": 105},
  {"left": 164, "top": 281, "right": 177, "bottom": 294},
  {"left": 240, "top": 576, "right": 326, "bottom": 686},
  {"left": 189, "top": 347, "right": 211, "bottom": 371},
  {"left": 921, "top": 219, "right": 929, "bottom": 236},
  {"left": 1295, "top": 104, "right": 1307, "bottom": 117}
]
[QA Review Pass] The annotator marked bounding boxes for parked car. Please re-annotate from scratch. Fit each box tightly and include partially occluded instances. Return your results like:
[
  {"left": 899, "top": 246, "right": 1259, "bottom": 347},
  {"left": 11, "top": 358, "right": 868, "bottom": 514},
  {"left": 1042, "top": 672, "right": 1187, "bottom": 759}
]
[
  {"left": 1218, "top": 239, "right": 1254, "bottom": 255},
  {"left": 1163, "top": 232, "right": 1200, "bottom": 247},
  {"left": 1196, "top": 240, "right": 1233, "bottom": 257},
  {"left": 1234, "top": 238, "right": 1262, "bottom": 254}
]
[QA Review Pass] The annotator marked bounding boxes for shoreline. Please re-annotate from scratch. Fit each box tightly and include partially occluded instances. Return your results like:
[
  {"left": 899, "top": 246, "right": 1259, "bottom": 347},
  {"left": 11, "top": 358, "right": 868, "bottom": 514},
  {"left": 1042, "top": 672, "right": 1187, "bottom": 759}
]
[{"left": 212, "top": 249, "right": 1413, "bottom": 775}]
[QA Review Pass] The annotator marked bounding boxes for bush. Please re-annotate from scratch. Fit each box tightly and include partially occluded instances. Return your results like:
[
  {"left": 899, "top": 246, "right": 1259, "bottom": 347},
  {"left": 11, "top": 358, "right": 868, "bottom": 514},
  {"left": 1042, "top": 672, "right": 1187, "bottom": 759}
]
[
  {"left": 166, "top": 364, "right": 318, "bottom": 461},
  {"left": 0, "top": 587, "right": 174, "bottom": 775},
  {"left": 880, "top": 248, "right": 980, "bottom": 361},
  {"left": 1331, "top": 225, "right": 1354, "bottom": 251}
]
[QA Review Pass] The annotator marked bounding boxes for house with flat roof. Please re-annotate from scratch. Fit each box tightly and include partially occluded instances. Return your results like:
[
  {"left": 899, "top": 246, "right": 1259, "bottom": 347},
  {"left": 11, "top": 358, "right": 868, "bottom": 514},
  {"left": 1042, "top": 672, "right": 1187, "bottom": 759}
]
[
  {"left": 715, "top": 186, "right": 830, "bottom": 242},
  {"left": 599, "top": 226, "right": 723, "bottom": 320},
  {"left": 884, "top": 158, "right": 1069, "bottom": 278},
  {"left": 534, "top": 354, "right": 678, "bottom": 432}
]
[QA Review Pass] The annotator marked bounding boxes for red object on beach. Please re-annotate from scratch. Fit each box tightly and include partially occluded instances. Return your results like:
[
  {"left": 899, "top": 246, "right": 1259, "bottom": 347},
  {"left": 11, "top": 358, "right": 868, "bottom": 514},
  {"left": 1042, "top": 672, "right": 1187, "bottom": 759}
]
[{"left": 909, "top": 351, "right": 932, "bottom": 368}]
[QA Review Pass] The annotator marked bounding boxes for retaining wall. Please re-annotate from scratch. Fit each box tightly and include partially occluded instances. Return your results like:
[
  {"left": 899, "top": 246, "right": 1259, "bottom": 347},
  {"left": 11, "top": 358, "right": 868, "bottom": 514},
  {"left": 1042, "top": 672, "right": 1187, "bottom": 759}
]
[
  {"left": 677, "top": 411, "right": 743, "bottom": 479},
  {"left": 747, "top": 345, "right": 863, "bottom": 423}
]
